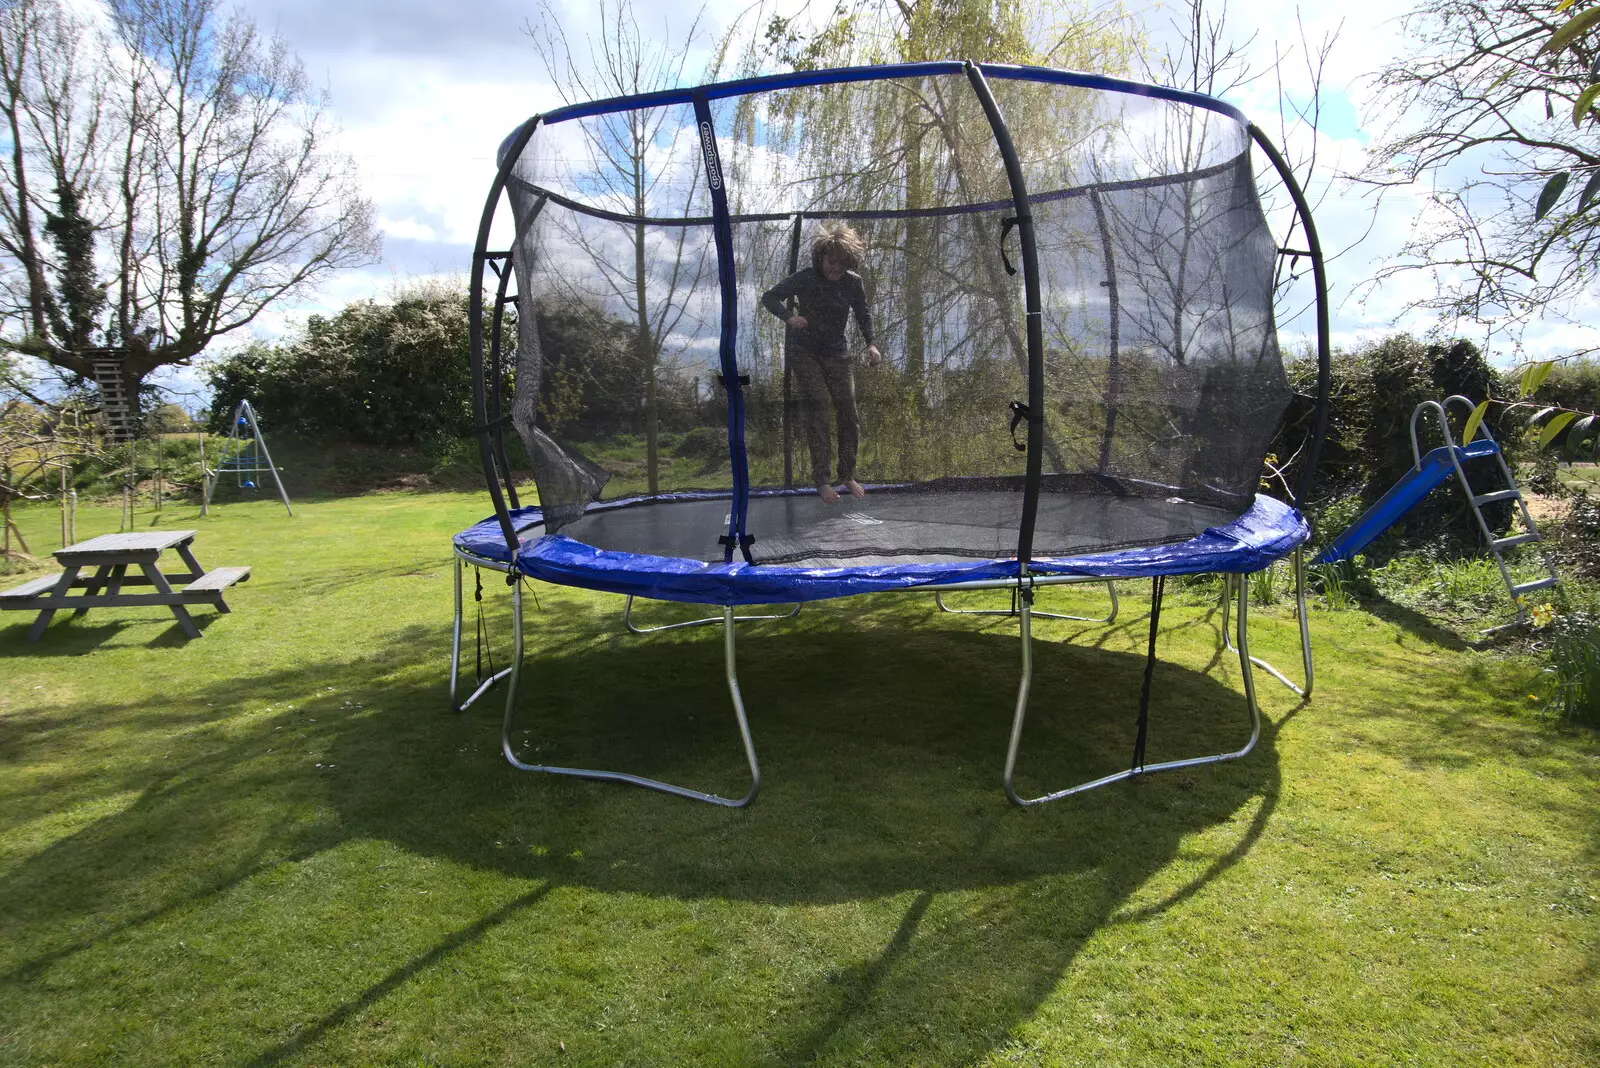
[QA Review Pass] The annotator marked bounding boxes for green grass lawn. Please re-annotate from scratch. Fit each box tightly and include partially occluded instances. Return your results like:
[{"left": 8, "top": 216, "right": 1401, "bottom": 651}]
[
  {"left": 1557, "top": 462, "right": 1600, "bottom": 492},
  {"left": 2, "top": 491, "right": 1597, "bottom": 1065}
]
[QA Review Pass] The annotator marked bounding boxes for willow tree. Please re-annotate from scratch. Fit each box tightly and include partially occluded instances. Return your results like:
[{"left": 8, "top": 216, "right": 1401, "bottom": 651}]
[
  {"left": 713, "top": 0, "right": 1138, "bottom": 481},
  {"left": 737, "top": 0, "right": 1138, "bottom": 382}
]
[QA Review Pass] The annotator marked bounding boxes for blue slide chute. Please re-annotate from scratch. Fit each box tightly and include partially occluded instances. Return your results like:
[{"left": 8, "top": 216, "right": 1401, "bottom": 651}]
[{"left": 1314, "top": 439, "right": 1501, "bottom": 564}]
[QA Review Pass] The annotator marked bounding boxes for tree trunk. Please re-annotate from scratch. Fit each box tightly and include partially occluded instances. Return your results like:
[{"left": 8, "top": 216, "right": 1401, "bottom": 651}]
[
  {"left": 635, "top": 217, "right": 657, "bottom": 494},
  {"left": 902, "top": 100, "right": 927, "bottom": 384}
]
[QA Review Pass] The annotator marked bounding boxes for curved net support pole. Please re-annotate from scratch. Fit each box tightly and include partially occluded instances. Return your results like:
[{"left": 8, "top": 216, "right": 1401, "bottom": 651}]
[
  {"left": 1249, "top": 124, "right": 1332, "bottom": 512},
  {"left": 935, "top": 580, "right": 1119, "bottom": 624},
  {"left": 1003, "top": 577, "right": 1263, "bottom": 806},
  {"left": 1219, "top": 549, "right": 1314, "bottom": 700},
  {"left": 486, "top": 253, "right": 522, "bottom": 511},
  {"left": 469, "top": 118, "right": 541, "bottom": 554},
  {"left": 501, "top": 599, "right": 762, "bottom": 807},
  {"left": 622, "top": 595, "right": 801, "bottom": 635}
]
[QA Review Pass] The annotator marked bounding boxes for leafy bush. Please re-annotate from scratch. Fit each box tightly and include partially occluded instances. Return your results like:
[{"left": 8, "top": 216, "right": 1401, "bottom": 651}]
[
  {"left": 1530, "top": 356, "right": 1600, "bottom": 418},
  {"left": 1551, "top": 490, "right": 1600, "bottom": 580},
  {"left": 533, "top": 301, "right": 710, "bottom": 441},
  {"left": 1308, "top": 491, "right": 1367, "bottom": 549},
  {"left": 1542, "top": 606, "right": 1600, "bottom": 724},
  {"left": 1248, "top": 563, "right": 1279, "bottom": 605},
  {"left": 1308, "top": 560, "right": 1357, "bottom": 610},
  {"left": 147, "top": 403, "right": 195, "bottom": 432},
  {"left": 673, "top": 426, "right": 725, "bottom": 461},
  {"left": 206, "top": 291, "right": 476, "bottom": 449}
]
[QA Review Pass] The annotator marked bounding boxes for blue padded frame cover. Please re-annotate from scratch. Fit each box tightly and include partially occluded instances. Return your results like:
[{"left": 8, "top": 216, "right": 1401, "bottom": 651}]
[{"left": 454, "top": 495, "right": 1307, "bottom": 606}]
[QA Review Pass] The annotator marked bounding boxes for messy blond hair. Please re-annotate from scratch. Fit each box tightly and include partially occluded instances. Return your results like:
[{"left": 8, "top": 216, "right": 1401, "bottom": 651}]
[{"left": 810, "top": 221, "right": 864, "bottom": 271}]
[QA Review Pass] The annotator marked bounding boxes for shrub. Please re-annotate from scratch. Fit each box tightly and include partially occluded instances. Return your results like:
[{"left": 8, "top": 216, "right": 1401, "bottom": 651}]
[
  {"left": 205, "top": 291, "right": 476, "bottom": 449},
  {"left": 1531, "top": 356, "right": 1600, "bottom": 417},
  {"left": 1543, "top": 607, "right": 1600, "bottom": 724},
  {"left": 673, "top": 426, "right": 725, "bottom": 462},
  {"left": 1309, "top": 559, "right": 1358, "bottom": 610},
  {"left": 147, "top": 403, "right": 195, "bottom": 433},
  {"left": 1552, "top": 490, "right": 1600, "bottom": 580}
]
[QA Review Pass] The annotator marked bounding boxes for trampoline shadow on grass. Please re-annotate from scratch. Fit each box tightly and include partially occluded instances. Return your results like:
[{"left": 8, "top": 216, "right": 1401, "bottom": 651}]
[
  {"left": 333, "top": 613, "right": 1287, "bottom": 1064},
  {"left": 1, "top": 612, "right": 1283, "bottom": 1065}
]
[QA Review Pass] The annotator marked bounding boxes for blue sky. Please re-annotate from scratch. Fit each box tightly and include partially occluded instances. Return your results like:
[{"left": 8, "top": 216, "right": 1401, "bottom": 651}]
[{"left": 155, "top": 0, "right": 1597, "bottom": 403}]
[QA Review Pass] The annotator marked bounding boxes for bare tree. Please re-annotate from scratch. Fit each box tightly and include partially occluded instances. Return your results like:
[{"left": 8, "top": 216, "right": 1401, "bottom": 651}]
[
  {"left": 1358, "top": 0, "right": 1600, "bottom": 347},
  {"left": 0, "top": 0, "right": 379, "bottom": 410},
  {"left": 526, "top": 0, "right": 712, "bottom": 494},
  {"left": 0, "top": 389, "right": 102, "bottom": 559}
]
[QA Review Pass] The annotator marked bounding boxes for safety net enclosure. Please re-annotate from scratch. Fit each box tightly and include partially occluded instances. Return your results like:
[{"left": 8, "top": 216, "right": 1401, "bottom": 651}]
[
  {"left": 471, "top": 62, "right": 1317, "bottom": 577},
  {"left": 458, "top": 61, "right": 1331, "bottom": 807}
]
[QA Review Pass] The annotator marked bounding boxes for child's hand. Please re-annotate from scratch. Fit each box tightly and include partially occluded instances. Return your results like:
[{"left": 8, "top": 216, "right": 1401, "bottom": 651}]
[
  {"left": 866, "top": 344, "right": 882, "bottom": 366},
  {"left": 787, "top": 315, "right": 807, "bottom": 329}
]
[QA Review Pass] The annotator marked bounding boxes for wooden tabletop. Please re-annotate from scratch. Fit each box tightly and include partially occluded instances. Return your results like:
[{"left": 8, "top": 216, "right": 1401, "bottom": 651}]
[{"left": 55, "top": 530, "right": 197, "bottom": 560}]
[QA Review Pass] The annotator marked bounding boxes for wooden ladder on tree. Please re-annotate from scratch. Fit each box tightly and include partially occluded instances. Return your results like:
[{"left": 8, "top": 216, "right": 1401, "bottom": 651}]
[{"left": 91, "top": 358, "right": 136, "bottom": 443}]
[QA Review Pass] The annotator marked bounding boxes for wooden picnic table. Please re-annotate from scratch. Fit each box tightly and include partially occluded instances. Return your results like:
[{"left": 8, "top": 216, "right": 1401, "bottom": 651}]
[{"left": 0, "top": 530, "right": 249, "bottom": 641}]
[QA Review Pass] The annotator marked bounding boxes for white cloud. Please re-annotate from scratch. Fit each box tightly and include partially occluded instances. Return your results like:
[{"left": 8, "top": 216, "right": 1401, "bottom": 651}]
[{"left": 209, "top": 0, "right": 1598, "bottom": 372}]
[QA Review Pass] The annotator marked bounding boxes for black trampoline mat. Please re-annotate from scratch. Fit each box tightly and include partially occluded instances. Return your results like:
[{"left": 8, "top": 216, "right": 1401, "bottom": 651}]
[{"left": 557, "top": 489, "right": 1238, "bottom": 567}]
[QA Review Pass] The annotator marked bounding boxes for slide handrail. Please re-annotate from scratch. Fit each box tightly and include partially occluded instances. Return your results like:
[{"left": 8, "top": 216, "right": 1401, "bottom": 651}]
[{"left": 1410, "top": 395, "right": 1495, "bottom": 470}]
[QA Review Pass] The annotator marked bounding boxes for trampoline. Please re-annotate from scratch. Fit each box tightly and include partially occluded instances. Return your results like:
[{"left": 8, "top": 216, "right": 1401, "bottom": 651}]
[{"left": 453, "top": 60, "right": 1331, "bottom": 807}]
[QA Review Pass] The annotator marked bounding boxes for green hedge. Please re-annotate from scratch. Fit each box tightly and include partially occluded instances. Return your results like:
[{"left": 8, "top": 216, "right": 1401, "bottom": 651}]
[{"left": 206, "top": 294, "right": 475, "bottom": 450}]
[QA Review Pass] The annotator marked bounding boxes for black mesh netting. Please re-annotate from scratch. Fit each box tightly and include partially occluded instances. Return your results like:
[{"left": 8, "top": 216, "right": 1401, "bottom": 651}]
[{"left": 498, "top": 70, "right": 1290, "bottom": 565}]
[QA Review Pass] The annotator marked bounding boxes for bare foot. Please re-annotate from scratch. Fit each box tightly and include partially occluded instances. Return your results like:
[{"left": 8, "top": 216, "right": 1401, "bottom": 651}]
[
  {"left": 817, "top": 482, "right": 840, "bottom": 504},
  {"left": 844, "top": 479, "right": 866, "bottom": 499}
]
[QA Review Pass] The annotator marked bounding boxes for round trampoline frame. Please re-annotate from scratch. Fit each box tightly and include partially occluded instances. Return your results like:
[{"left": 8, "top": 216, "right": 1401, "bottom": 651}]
[{"left": 458, "top": 60, "right": 1331, "bottom": 807}]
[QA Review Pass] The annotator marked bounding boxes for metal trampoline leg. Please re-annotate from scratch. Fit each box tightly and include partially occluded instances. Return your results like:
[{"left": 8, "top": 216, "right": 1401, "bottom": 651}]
[
  {"left": 722, "top": 606, "right": 763, "bottom": 804},
  {"left": 1231, "top": 577, "right": 1265, "bottom": 760},
  {"left": 1222, "top": 548, "right": 1313, "bottom": 699},
  {"left": 937, "top": 580, "right": 1119, "bottom": 623},
  {"left": 449, "top": 557, "right": 463, "bottom": 708},
  {"left": 450, "top": 559, "right": 517, "bottom": 713},
  {"left": 623, "top": 595, "right": 801, "bottom": 634},
  {"left": 1001, "top": 593, "right": 1036, "bottom": 806},
  {"left": 1003, "top": 576, "right": 1264, "bottom": 805},
  {"left": 501, "top": 598, "right": 761, "bottom": 807}
]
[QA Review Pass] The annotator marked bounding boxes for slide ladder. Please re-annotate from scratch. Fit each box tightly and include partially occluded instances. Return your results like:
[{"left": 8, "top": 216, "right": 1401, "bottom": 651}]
[{"left": 1316, "top": 396, "right": 1558, "bottom": 629}]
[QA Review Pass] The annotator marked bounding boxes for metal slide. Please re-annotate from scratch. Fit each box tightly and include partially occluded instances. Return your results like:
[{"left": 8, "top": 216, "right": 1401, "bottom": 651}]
[{"left": 1315, "top": 396, "right": 1558, "bottom": 628}]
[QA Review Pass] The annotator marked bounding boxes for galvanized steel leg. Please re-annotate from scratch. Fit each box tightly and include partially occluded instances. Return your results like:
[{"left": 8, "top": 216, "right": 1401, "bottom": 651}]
[
  {"left": 1003, "top": 576, "right": 1263, "bottom": 805},
  {"left": 449, "top": 557, "right": 463, "bottom": 709},
  {"left": 937, "top": 580, "right": 1119, "bottom": 623},
  {"left": 623, "top": 595, "right": 801, "bottom": 634},
  {"left": 502, "top": 597, "right": 761, "bottom": 807},
  {"left": 1001, "top": 591, "right": 1036, "bottom": 805},
  {"left": 1221, "top": 548, "right": 1313, "bottom": 699},
  {"left": 449, "top": 557, "right": 515, "bottom": 713}
]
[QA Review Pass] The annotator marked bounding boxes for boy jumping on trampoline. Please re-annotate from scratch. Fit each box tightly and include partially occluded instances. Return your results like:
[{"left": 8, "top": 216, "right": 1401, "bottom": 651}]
[{"left": 761, "top": 222, "right": 882, "bottom": 504}]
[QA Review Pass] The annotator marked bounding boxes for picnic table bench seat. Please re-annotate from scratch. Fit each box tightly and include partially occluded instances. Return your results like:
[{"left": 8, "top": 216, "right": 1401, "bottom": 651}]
[
  {"left": 181, "top": 565, "right": 251, "bottom": 595},
  {"left": 1, "top": 574, "right": 66, "bottom": 601}
]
